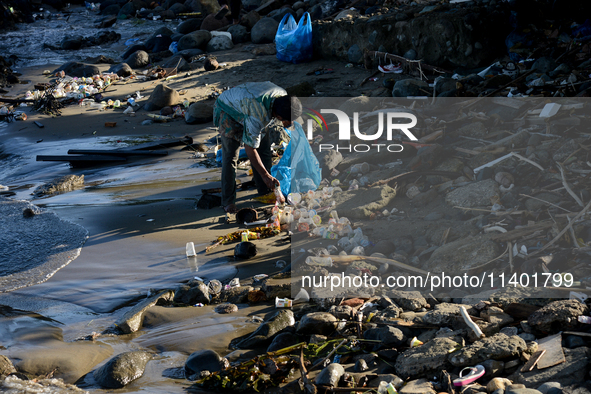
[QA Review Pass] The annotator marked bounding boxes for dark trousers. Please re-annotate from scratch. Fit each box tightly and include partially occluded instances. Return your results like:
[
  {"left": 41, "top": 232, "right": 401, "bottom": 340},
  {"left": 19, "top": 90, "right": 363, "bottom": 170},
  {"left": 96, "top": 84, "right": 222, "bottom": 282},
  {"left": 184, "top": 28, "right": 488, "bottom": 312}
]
[
  {"left": 221, "top": 132, "right": 273, "bottom": 207},
  {"left": 218, "top": 0, "right": 240, "bottom": 20}
]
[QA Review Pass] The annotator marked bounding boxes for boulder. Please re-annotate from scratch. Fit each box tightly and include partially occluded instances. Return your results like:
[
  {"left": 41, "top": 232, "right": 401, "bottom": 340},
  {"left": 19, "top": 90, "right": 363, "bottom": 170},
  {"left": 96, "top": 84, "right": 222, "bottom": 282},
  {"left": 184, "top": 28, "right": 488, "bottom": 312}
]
[
  {"left": 315, "top": 363, "right": 345, "bottom": 387},
  {"left": 122, "top": 44, "right": 147, "bottom": 59},
  {"left": 185, "top": 349, "right": 226, "bottom": 377},
  {"left": 173, "top": 280, "right": 210, "bottom": 305},
  {"left": 0, "top": 355, "right": 16, "bottom": 375},
  {"left": 52, "top": 62, "right": 100, "bottom": 78},
  {"left": 228, "top": 24, "right": 249, "bottom": 43},
  {"left": 144, "top": 84, "right": 181, "bottom": 111},
  {"left": 177, "top": 18, "right": 202, "bottom": 34},
  {"left": 392, "top": 79, "right": 430, "bottom": 97},
  {"left": 145, "top": 35, "right": 173, "bottom": 52},
  {"left": 177, "top": 30, "right": 212, "bottom": 51},
  {"left": 235, "top": 310, "right": 295, "bottom": 348},
  {"left": 108, "top": 63, "right": 133, "bottom": 77},
  {"left": 60, "top": 36, "right": 83, "bottom": 50},
  {"left": 185, "top": 101, "right": 214, "bottom": 124},
  {"left": 395, "top": 337, "right": 459, "bottom": 379},
  {"left": 114, "top": 290, "right": 174, "bottom": 334},
  {"left": 445, "top": 179, "right": 500, "bottom": 208},
  {"left": 124, "top": 50, "right": 150, "bottom": 68},
  {"left": 528, "top": 300, "right": 589, "bottom": 334},
  {"left": 200, "top": 13, "right": 230, "bottom": 31},
  {"left": 241, "top": 10, "right": 261, "bottom": 29},
  {"left": 266, "top": 332, "right": 299, "bottom": 352},
  {"left": 425, "top": 235, "right": 501, "bottom": 273},
  {"left": 118, "top": 1, "right": 137, "bottom": 16},
  {"left": 93, "top": 351, "right": 152, "bottom": 389},
  {"left": 169, "top": 2, "right": 188, "bottom": 14},
  {"left": 160, "top": 54, "right": 189, "bottom": 71},
  {"left": 296, "top": 312, "right": 338, "bottom": 336},
  {"left": 206, "top": 35, "right": 234, "bottom": 51},
  {"left": 387, "top": 290, "right": 428, "bottom": 311},
  {"left": 102, "top": 4, "right": 121, "bottom": 14},
  {"left": 449, "top": 333, "right": 527, "bottom": 367},
  {"left": 251, "top": 17, "right": 279, "bottom": 44},
  {"left": 348, "top": 44, "right": 363, "bottom": 63},
  {"left": 363, "top": 326, "right": 406, "bottom": 347}
]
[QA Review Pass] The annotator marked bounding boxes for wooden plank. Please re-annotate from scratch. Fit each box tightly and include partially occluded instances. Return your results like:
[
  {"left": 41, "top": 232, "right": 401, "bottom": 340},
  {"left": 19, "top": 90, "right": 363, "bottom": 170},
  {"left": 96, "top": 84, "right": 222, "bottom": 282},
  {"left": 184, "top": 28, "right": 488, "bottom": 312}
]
[
  {"left": 128, "top": 136, "right": 193, "bottom": 151},
  {"left": 36, "top": 155, "right": 127, "bottom": 162},
  {"left": 521, "top": 349, "right": 546, "bottom": 372},
  {"left": 537, "top": 333, "right": 565, "bottom": 369},
  {"left": 67, "top": 149, "right": 168, "bottom": 156}
]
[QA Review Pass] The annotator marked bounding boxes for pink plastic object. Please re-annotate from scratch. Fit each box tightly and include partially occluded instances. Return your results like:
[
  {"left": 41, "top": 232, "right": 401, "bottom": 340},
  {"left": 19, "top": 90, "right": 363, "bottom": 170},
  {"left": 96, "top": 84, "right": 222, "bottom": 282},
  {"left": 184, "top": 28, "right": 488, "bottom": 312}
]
[{"left": 453, "top": 365, "right": 485, "bottom": 387}]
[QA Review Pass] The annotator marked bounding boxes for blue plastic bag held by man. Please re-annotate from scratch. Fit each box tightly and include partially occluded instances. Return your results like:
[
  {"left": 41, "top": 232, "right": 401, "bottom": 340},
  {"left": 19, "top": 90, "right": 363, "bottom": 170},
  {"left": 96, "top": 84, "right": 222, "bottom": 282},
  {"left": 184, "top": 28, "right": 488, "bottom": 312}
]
[
  {"left": 271, "top": 122, "right": 322, "bottom": 196},
  {"left": 213, "top": 82, "right": 302, "bottom": 214},
  {"left": 276, "top": 13, "right": 313, "bottom": 64}
]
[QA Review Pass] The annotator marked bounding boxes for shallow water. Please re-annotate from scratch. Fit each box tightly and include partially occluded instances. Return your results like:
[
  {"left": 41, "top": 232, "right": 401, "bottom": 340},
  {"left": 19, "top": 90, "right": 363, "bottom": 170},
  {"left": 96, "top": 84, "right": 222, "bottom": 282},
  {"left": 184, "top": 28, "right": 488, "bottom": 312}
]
[{"left": 1, "top": 6, "right": 178, "bottom": 69}]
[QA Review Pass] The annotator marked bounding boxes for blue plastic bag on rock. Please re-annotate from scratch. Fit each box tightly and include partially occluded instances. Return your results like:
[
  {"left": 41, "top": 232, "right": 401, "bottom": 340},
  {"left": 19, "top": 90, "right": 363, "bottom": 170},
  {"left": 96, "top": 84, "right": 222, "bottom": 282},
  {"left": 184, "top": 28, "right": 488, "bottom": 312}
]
[
  {"left": 271, "top": 122, "right": 321, "bottom": 196},
  {"left": 275, "top": 13, "right": 313, "bottom": 64}
]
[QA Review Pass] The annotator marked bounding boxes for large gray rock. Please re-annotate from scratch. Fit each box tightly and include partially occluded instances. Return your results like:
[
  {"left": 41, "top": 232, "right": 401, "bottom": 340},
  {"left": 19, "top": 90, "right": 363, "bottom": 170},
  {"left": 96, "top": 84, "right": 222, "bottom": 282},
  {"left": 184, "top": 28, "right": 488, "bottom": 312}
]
[
  {"left": 528, "top": 300, "right": 589, "bottom": 334},
  {"left": 93, "top": 351, "right": 152, "bottom": 388},
  {"left": 33, "top": 175, "right": 84, "bottom": 197},
  {"left": 393, "top": 79, "right": 430, "bottom": 97},
  {"left": 177, "top": 18, "right": 202, "bottom": 34},
  {"left": 160, "top": 54, "right": 189, "bottom": 71},
  {"left": 399, "top": 379, "right": 437, "bottom": 394},
  {"left": 200, "top": 13, "right": 230, "bottom": 31},
  {"left": 228, "top": 24, "right": 249, "bottom": 43},
  {"left": 296, "top": 312, "right": 338, "bottom": 336},
  {"left": 387, "top": 290, "right": 428, "bottom": 311},
  {"left": 445, "top": 179, "right": 500, "bottom": 208},
  {"left": 217, "top": 285, "right": 254, "bottom": 303},
  {"left": 363, "top": 326, "right": 406, "bottom": 347},
  {"left": 185, "top": 349, "right": 226, "bottom": 377},
  {"left": 425, "top": 235, "right": 501, "bottom": 273},
  {"left": 266, "top": 332, "right": 299, "bottom": 352},
  {"left": 53, "top": 62, "right": 100, "bottom": 78},
  {"left": 236, "top": 310, "right": 295, "bottom": 348},
  {"left": 118, "top": 1, "right": 137, "bottom": 17},
  {"left": 206, "top": 35, "right": 234, "bottom": 52},
  {"left": 144, "top": 84, "right": 181, "bottom": 111},
  {"left": 173, "top": 280, "right": 210, "bottom": 305},
  {"left": 395, "top": 337, "right": 459, "bottom": 379},
  {"left": 177, "top": 30, "right": 212, "bottom": 51},
  {"left": 0, "top": 355, "right": 16, "bottom": 375},
  {"left": 348, "top": 44, "right": 363, "bottom": 63},
  {"left": 185, "top": 101, "right": 213, "bottom": 124},
  {"left": 422, "top": 303, "right": 474, "bottom": 327},
  {"left": 315, "top": 363, "right": 345, "bottom": 387},
  {"left": 449, "top": 333, "right": 527, "bottom": 367},
  {"left": 509, "top": 347, "right": 590, "bottom": 387},
  {"left": 108, "top": 63, "right": 133, "bottom": 77},
  {"left": 251, "top": 17, "right": 279, "bottom": 44},
  {"left": 124, "top": 50, "right": 150, "bottom": 69},
  {"left": 169, "top": 2, "right": 188, "bottom": 14},
  {"left": 114, "top": 290, "right": 174, "bottom": 334}
]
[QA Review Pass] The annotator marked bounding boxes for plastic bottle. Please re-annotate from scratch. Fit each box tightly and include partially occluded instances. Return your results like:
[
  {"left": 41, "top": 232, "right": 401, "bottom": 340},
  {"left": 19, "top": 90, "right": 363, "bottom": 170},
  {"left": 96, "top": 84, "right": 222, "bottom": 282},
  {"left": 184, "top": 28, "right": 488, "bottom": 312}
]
[
  {"left": 305, "top": 256, "right": 333, "bottom": 267},
  {"left": 274, "top": 185, "right": 285, "bottom": 204}
]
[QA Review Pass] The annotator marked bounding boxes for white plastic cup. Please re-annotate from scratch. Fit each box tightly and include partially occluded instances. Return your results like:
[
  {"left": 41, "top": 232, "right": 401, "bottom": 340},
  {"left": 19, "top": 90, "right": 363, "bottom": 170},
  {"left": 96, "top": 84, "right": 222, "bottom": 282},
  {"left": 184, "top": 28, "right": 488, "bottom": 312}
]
[{"left": 186, "top": 242, "right": 196, "bottom": 257}]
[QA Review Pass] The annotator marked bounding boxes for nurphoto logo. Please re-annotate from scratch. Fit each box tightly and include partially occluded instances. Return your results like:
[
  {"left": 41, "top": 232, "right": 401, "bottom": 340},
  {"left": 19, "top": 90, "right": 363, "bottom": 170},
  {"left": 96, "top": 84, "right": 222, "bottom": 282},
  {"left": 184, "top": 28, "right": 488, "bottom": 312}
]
[{"left": 304, "top": 108, "right": 419, "bottom": 153}]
